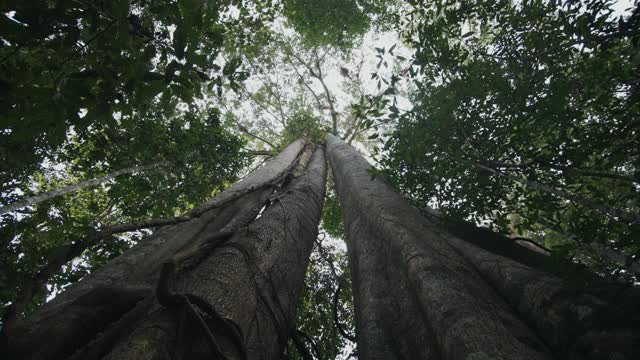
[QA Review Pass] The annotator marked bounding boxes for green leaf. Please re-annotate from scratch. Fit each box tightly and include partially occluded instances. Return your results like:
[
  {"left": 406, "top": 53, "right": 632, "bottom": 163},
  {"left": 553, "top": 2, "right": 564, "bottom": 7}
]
[
  {"left": 142, "top": 72, "right": 166, "bottom": 81},
  {"left": 173, "top": 26, "right": 187, "bottom": 59},
  {"left": 223, "top": 57, "right": 242, "bottom": 76}
]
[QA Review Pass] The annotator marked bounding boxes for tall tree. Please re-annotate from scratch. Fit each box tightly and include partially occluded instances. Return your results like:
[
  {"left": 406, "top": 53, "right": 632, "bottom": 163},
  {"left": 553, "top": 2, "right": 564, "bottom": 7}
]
[
  {"left": 2, "top": 139, "right": 327, "bottom": 360},
  {"left": 326, "top": 134, "right": 640, "bottom": 359}
]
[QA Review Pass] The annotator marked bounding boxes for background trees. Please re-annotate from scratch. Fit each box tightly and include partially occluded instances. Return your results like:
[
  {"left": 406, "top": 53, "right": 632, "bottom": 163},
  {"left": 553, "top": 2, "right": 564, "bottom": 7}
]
[
  {"left": 0, "top": 0, "right": 264, "bottom": 322},
  {"left": 380, "top": 0, "right": 640, "bottom": 282}
]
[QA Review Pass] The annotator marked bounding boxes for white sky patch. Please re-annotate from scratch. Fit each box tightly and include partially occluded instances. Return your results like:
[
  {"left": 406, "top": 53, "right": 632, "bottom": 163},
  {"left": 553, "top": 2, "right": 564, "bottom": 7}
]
[
  {"left": 612, "top": 0, "right": 635, "bottom": 16},
  {"left": 210, "top": 16, "right": 416, "bottom": 165}
]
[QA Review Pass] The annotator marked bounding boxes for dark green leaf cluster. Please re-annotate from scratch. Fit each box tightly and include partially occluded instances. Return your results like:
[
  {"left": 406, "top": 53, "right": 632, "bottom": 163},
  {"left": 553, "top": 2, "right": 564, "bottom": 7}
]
[
  {"left": 382, "top": 0, "right": 640, "bottom": 280},
  {"left": 0, "top": 0, "right": 269, "bottom": 319},
  {"left": 0, "top": 0, "right": 271, "bottom": 187},
  {"left": 279, "top": 111, "right": 327, "bottom": 149},
  {"left": 321, "top": 175, "right": 345, "bottom": 239},
  {"left": 283, "top": 0, "right": 395, "bottom": 49}
]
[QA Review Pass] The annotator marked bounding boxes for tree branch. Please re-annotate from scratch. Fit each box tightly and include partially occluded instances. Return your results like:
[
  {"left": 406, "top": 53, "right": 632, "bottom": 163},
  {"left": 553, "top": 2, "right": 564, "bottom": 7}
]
[
  {"left": 246, "top": 150, "right": 273, "bottom": 157},
  {"left": 477, "top": 163, "right": 640, "bottom": 224},
  {"left": 0, "top": 162, "right": 165, "bottom": 215},
  {"left": 284, "top": 54, "right": 324, "bottom": 111},
  {"left": 286, "top": 47, "right": 338, "bottom": 133},
  {"left": 238, "top": 124, "right": 275, "bottom": 149},
  {"left": 256, "top": 76, "right": 288, "bottom": 128},
  {"left": 290, "top": 330, "right": 315, "bottom": 360},
  {"left": 312, "top": 50, "right": 338, "bottom": 134},
  {"left": 485, "top": 159, "right": 639, "bottom": 184},
  {"left": 238, "top": 82, "right": 287, "bottom": 127}
]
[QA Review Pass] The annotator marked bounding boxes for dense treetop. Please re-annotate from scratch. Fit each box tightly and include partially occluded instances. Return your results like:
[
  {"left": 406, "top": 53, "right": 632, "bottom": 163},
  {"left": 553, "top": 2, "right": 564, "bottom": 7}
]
[{"left": 380, "top": 0, "right": 640, "bottom": 282}]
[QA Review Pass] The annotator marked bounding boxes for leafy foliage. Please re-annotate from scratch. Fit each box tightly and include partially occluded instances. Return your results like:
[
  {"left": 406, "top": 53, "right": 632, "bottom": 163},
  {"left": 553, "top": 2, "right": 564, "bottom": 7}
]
[
  {"left": 286, "top": 234, "right": 355, "bottom": 360},
  {"left": 0, "top": 0, "right": 271, "bottom": 188},
  {"left": 322, "top": 175, "right": 345, "bottom": 239},
  {"left": 279, "top": 111, "right": 327, "bottom": 149},
  {"left": 283, "top": 0, "right": 394, "bottom": 49},
  {"left": 0, "top": 106, "right": 246, "bottom": 317},
  {"left": 381, "top": 0, "right": 640, "bottom": 280}
]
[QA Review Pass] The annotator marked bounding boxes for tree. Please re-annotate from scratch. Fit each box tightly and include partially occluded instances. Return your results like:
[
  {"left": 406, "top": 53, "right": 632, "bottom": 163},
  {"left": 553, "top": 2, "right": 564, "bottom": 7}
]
[
  {"left": 327, "top": 133, "right": 640, "bottom": 359},
  {"left": 1, "top": 2, "right": 377, "bottom": 357},
  {"left": 1, "top": 0, "right": 275, "bottom": 318},
  {"left": 0, "top": 106, "right": 247, "bottom": 320},
  {"left": 4, "top": 1, "right": 640, "bottom": 359},
  {"left": 2, "top": 139, "right": 327, "bottom": 360},
  {"left": 0, "top": 162, "right": 164, "bottom": 216},
  {"left": 381, "top": 0, "right": 640, "bottom": 279}
]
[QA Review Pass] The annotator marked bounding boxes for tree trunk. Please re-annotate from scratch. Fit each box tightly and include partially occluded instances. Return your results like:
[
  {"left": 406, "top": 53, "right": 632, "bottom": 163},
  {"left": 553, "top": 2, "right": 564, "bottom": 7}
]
[
  {"left": 0, "top": 162, "right": 165, "bottom": 215},
  {"left": 326, "top": 134, "right": 640, "bottom": 360},
  {"left": 326, "top": 134, "right": 549, "bottom": 360},
  {"left": 443, "top": 232, "right": 640, "bottom": 359},
  {"left": 2, "top": 139, "right": 327, "bottom": 360}
]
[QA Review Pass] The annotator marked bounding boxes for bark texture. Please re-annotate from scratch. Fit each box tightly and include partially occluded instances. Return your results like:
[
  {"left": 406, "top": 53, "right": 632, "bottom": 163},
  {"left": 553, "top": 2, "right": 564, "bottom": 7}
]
[
  {"left": 327, "top": 134, "right": 549, "bottom": 360},
  {"left": 2, "top": 139, "right": 327, "bottom": 360},
  {"left": 327, "top": 134, "right": 640, "bottom": 360}
]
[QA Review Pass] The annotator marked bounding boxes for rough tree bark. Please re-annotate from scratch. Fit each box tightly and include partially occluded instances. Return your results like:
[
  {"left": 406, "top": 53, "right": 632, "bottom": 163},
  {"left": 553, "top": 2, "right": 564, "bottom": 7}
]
[
  {"left": 2, "top": 139, "right": 327, "bottom": 360},
  {"left": 0, "top": 162, "right": 165, "bottom": 215},
  {"left": 326, "top": 134, "right": 640, "bottom": 360}
]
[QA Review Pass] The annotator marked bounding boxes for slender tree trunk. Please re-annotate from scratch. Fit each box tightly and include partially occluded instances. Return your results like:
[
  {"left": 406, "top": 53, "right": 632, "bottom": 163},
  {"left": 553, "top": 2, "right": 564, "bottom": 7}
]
[
  {"left": 0, "top": 162, "right": 165, "bottom": 215},
  {"left": 2, "top": 139, "right": 327, "bottom": 360},
  {"left": 483, "top": 159, "right": 639, "bottom": 184},
  {"left": 326, "top": 134, "right": 640, "bottom": 360},
  {"left": 477, "top": 163, "right": 640, "bottom": 224},
  {"left": 238, "top": 124, "right": 276, "bottom": 149}
]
